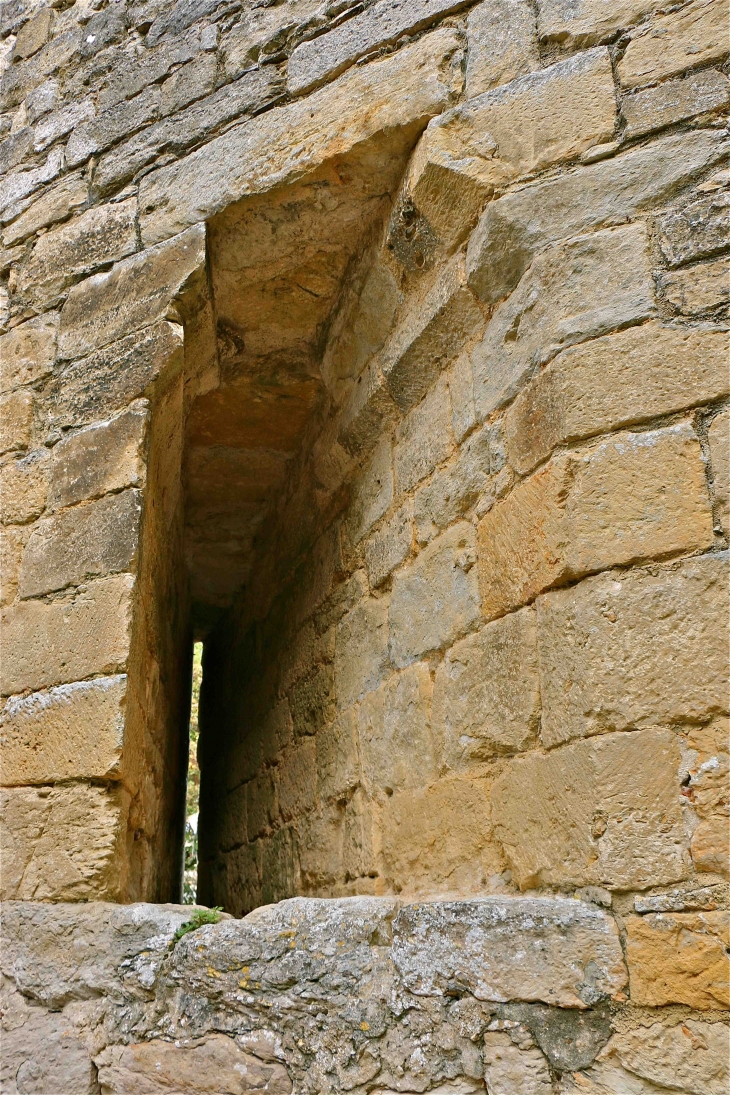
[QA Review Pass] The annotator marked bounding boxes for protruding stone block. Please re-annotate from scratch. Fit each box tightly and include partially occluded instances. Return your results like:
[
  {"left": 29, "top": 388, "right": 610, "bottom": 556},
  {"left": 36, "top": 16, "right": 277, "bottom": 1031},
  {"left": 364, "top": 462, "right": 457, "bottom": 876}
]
[
  {"left": 537, "top": 0, "right": 661, "bottom": 47},
  {"left": 364, "top": 499, "right": 413, "bottom": 588},
  {"left": 709, "top": 409, "right": 730, "bottom": 533},
  {"left": 394, "top": 375, "right": 453, "bottom": 495},
  {"left": 49, "top": 403, "right": 148, "bottom": 509},
  {"left": 657, "top": 191, "right": 730, "bottom": 268},
  {"left": 622, "top": 69, "right": 730, "bottom": 140},
  {"left": 617, "top": 0, "right": 729, "bottom": 89},
  {"left": 0, "top": 314, "right": 57, "bottom": 393},
  {"left": 0, "top": 389, "right": 33, "bottom": 454},
  {"left": 625, "top": 911, "right": 730, "bottom": 1008}
]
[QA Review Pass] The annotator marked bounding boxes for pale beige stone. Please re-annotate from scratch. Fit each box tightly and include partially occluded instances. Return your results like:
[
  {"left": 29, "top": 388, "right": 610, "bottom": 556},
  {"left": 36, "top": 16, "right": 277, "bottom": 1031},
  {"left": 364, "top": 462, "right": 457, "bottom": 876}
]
[
  {"left": 346, "top": 436, "right": 394, "bottom": 546},
  {"left": 1, "top": 173, "right": 88, "bottom": 247},
  {"left": 12, "top": 7, "right": 53, "bottom": 61},
  {"left": 394, "top": 375, "right": 453, "bottom": 495},
  {"left": 0, "top": 782, "right": 128, "bottom": 901},
  {"left": 0, "top": 525, "right": 27, "bottom": 606},
  {"left": 492, "top": 728, "right": 690, "bottom": 890},
  {"left": 0, "top": 574, "right": 134, "bottom": 695},
  {"left": 0, "top": 448, "right": 49, "bottom": 523},
  {"left": 18, "top": 488, "right": 142, "bottom": 598},
  {"left": 96, "top": 1034, "right": 292, "bottom": 1095},
  {"left": 625, "top": 911, "right": 730, "bottom": 1008},
  {"left": 278, "top": 737, "right": 316, "bottom": 823},
  {"left": 618, "top": 0, "right": 730, "bottom": 89},
  {"left": 471, "top": 223, "right": 654, "bottom": 418},
  {"left": 0, "top": 990, "right": 97, "bottom": 1095},
  {"left": 0, "top": 389, "right": 32, "bottom": 454},
  {"left": 344, "top": 787, "right": 381, "bottom": 879},
  {"left": 537, "top": 555, "right": 729, "bottom": 746},
  {"left": 622, "top": 69, "right": 730, "bottom": 140},
  {"left": 390, "top": 522, "right": 481, "bottom": 667},
  {"left": 335, "top": 595, "right": 390, "bottom": 709},
  {"left": 139, "top": 29, "right": 463, "bottom": 245},
  {"left": 0, "top": 313, "right": 57, "bottom": 393},
  {"left": 447, "top": 351, "right": 476, "bottom": 443},
  {"left": 18, "top": 198, "right": 138, "bottom": 306},
  {"left": 0, "top": 675, "right": 126, "bottom": 785},
  {"left": 504, "top": 323, "right": 730, "bottom": 475},
  {"left": 483, "top": 1033, "right": 552, "bottom": 1095},
  {"left": 298, "top": 804, "right": 345, "bottom": 889},
  {"left": 538, "top": 0, "right": 662, "bottom": 46},
  {"left": 414, "top": 421, "right": 501, "bottom": 543},
  {"left": 49, "top": 402, "right": 148, "bottom": 509},
  {"left": 659, "top": 255, "right": 730, "bottom": 315},
  {"left": 478, "top": 424, "right": 714, "bottom": 620},
  {"left": 433, "top": 607, "right": 539, "bottom": 769},
  {"left": 709, "top": 408, "right": 730, "bottom": 534},
  {"left": 604, "top": 1022, "right": 730, "bottom": 1095},
  {"left": 357, "top": 663, "right": 436, "bottom": 794},
  {"left": 692, "top": 817, "right": 730, "bottom": 877},
  {"left": 316, "top": 708, "right": 360, "bottom": 802},
  {"left": 466, "top": 0, "right": 539, "bottom": 96},
  {"left": 58, "top": 224, "right": 206, "bottom": 359},
  {"left": 364, "top": 498, "right": 413, "bottom": 588}
]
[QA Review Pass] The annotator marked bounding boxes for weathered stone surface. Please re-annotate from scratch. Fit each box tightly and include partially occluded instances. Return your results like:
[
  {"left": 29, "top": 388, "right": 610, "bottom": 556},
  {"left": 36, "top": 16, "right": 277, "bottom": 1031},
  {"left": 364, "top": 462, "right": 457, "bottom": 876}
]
[
  {"left": 392, "top": 898, "right": 627, "bottom": 1006},
  {"left": 0, "top": 448, "right": 49, "bottom": 524},
  {"left": 288, "top": 0, "right": 471, "bottom": 94},
  {"left": 625, "top": 911, "right": 730, "bottom": 1008},
  {"left": 478, "top": 423, "right": 713, "bottom": 619},
  {"left": 316, "top": 708, "right": 360, "bottom": 802},
  {"left": 11, "top": 6, "right": 53, "bottom": 60},
  {"left": 0, "top": 313, "right": 57, "bottom": 392},
  {"left": 492, "top": 729, "right": 690, "bottom": 890},
  {"left": 139, "top": 29, "right": 462, "bottom": 244},
  {"left": 659, "top": 255, "right": 730, "bottom": 315},
  {"left": 415, "top": 422, "right": 502, "bottom": 542},
  {"left": 58, "top": 225, "right": 206, "bottom": 359},
  {"left": 357, "top": 662, "right": 436, "bottom": 793},
  {"left": 160, "top": 51, "right": 218, "bottom": 116},
  {"left": 66, "top": 87, "right": 160, "bottom": 168},
  {"left": 471, "top": 223, "right": 654, "bottom": 417},
  {"left": 0, "top": 574, "right": 134, "bottom": 695},
  {"left": 657, "top": 189, "right": 730, "bottom": 268},
  {"left": 483, "top": 1033, "right": 553, "bottom": 1095},
  {"left": 18, "top": 198, "right": 138, "bottom": 306},
  {"left": 394, "top": 375, "right": 453, "bottom": 495},
  {"left": 0, "top": 147, "right": 64, "bottom": 219},
  {"left": 503, "top": 323, "right": 729, "bottom": 474},
  {"left": 537, "top": 0, "right": 661, "bottom": 46},
  {"left": 49, "top": 403, "right": 148, "bottom": 509},
  {"left": 0, "top": 170, "right": 86, "bottom": 248},
  {"left": 364, "top": 499, "right": 413, "bottom": 588},
  {"left": 466, "top": 128, "right": 728, "bottom": 304},
  {"left": 346, "top": 436, "right": 394, "bottom": 545},
  {"left": 617, "top": 0, "right": 729, "bottom": 89},
  {"left": 622, "top": 68, "right": 730, "bottom": 139},
  {"left": 537, "top": 555, "right": 729, "bottom": 746},
  {"left": 604, "top": 1021, "right": 730, "bottom": 1095},
  {"left": 709, "top": 409, "right": 730, "bottom": 533},
  {"left": 0, "top": 389, "right": 33, "bottom": 454},
  {"left": 97, "top": 1034, "right": 293, "bottom": 1095},
  {"left": 432, "top": 607, "right": 539, "bottom": 768},
  {"left": 390, "top": 522, "right": 481, "bottom": 667},
  {"left": 466, "top": 0, "right": 539, "bottom": 96},
  {"left": 0, "top": 988, "right": 98, "bottom": 1095},
  {"left": 0, "top": 525, "right": 27, "bottom": 606},
  {"left": 501, "top": 1001, "right": 613, "bottom": 1073},
  {"left": 0, "top": 675, "right": 126, "bottom": 785},
  {"left": 18, "top": 488, "right": 142, "bottom": 599},
  {"left": 447, "top": 351, "right": 476, "bottom": 443},
  {"left": 335, "top": 596, "right": 390, "bottom": 708},
  {"left": 0, "top": 782, "right": 128, "bottom": 901}
]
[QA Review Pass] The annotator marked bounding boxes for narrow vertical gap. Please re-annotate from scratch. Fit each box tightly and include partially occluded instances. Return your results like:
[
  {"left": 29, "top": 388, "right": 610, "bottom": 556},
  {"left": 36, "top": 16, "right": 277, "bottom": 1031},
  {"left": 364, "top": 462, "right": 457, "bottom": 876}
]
[{"left": 183, "top": 641, "right": 203, "bottom": 904}]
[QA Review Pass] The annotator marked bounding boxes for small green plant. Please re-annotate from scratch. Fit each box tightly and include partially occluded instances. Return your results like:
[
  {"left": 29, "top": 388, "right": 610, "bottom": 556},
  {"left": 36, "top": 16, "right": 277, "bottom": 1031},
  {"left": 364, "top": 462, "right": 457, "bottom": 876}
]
[{"left": 171, "top": 907, "right": 223, "bottom": 948}]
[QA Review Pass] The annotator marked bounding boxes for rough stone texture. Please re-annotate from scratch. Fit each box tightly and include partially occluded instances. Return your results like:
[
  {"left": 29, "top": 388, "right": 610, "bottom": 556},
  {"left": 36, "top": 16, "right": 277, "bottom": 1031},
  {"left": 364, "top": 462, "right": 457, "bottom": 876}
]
[
  {"left": 0, "top": 314, "right": 57, "bottom": 391},
  {"left": 617, "top": 0, "right": 730, "bottom": 89},
  {"left": 0, "top": 388, "right": 33, "bottom": 454},
  {"left": 622, "top": 69, "right": 730, "bottom": 140},
  {"left": 537, "top": 0, "right": 662, "bottom": 47},
  {"left": 657, "top": 189, "right": 730, "bottom": 268},
  {"left": 48, "top": 402, "right": 148, "bottom": 509},
  {"left": 357, "top": 662, "right": 437, "bottom": 793},
  {"left": 492, "top": 728, "right": 690, "bottom": 890},
  {"left": 605, "top": 1021, "right": 730, "bottom": 1095},
  {"left": 659, "top": 255, "right": 730, "bottom": 315},
  {"left": 625, "top": 911, "right": 730, "bottom": 1008},
  {"left": 483, "top": 1033, "right": 553, "bottom": 1095},
  {"left": 465, "top": 0, "right": 539, "bottom": 96},
  {"left": 709, "top": 409, "right": 730, "bottom": 533}
]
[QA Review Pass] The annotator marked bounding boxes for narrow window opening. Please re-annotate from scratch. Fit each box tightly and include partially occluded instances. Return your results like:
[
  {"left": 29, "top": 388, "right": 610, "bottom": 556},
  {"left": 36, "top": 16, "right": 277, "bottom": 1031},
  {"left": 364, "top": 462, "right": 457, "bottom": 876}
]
[{"left": 183, "top": 641, "right": 203, "bottom": 904}]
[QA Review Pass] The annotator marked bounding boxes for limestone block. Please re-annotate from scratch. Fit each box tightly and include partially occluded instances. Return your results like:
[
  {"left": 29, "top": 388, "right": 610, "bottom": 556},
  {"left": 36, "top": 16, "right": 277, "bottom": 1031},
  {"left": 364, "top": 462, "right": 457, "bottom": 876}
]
[
  {"left": 0, "top": 148, "right": 64, "bottom": 219},
  {"left": 336, "top": 356, "right": 400, "bottom": 458},
  {"left": 390, "top": 522, "right": 481, "bottom": 667},
  {"left": 659, "top": 256, "right": 730, "bottom": 315},
  {"left": 391, "top": 897, "right": 627, "bottom": 1006},
  {"left": 58, "top": 224, "right": 206, "bottom": 360},
  {"left": 466, "top": 128, "right": 729, "bottom": 303},
  {"left": 357, "top": 663, "right": 436, "bottom": 793},
  {"left": 0, "top": 448, "right": 49, "bottom": 523},
  {"left": 246, "top": 771, "right": 276, "bottom": 839},
  {"left": 432, "top": 607, "right": 539, "bottom": 769},
  {"left": 503, "top": 323, "right": 729, "bottom": 475},
  {"left": 0, "top": 389, "right": 33, "bottom": 454},
  {"left": 0, "top": 782, "right": 128, "bottom": 900},
  {"left": 66, "top": 86, "right": 160, "bottom": 167},
  {"left": 18, "top": 198, "right": 138, "bottom": 306},
  {"left": 414, "top": 422, "right": 499, "bottom": 542},
  {"left": 18, "top": 488, "right": 142, "bottom": 599},
  {"left": 322, "top": 258, "right": 401, "bottom": 393},
  {"left": 298, "top": 804, "right": 345, "bottom": 889},
  {"left": 471, "top": 223, "right": 654, "bottom": 418},
  {"left": 447, "top": 351, "right": 476, "bottom": 443},
  {"left": 288, "top": 0, "right": 471, "bottom": 94},
  {"left": 657, "top": 190, "right": 730, "bottom": 268},
  {"left": 139, "top": 29, "right": 463, "bottom": 245},
  {"left": 160, "top": 51, "right": 218, "bottom": 115},
  {"left": 12, "top": 7, "right": 53, "bottom": 60},
  {"left": 617, "top": 0, "right": 729, "bottom": 89},
  {"left": 0, "top": 990, "right": 97, "bottom": 1095},
  {"left": 316, "top": 708, "right": 360, "bottom": 802},
  {"left": 1, "top": 173, "right": 88, "bottom": 247},
  {"left": 346, "top": 436, "right": 393, "bottom": 545},
  {"left": 364, "top": 498, "right": 413, "bottom": 588},
  {"left": 692, "top": 817, "right": 730, "bottom": 877},
  {"left": 289, "top": 661, "right": 335, "bottom": 739},
  {"left": 0, "top": 313, "right": 57, "bottom": 393},
  {"left": 483, "top": 1033, "right": 553, "bottom": 1095},
  {"left": 625, "top": 911, "right": 730, "bottom": 1008},
  {"left": 606, "top": 1022, "right": 730, "bottom": 1095},
  {"left": 33, "top": 99, "right": 94, "bottom": 156},
  {"left": 477, "top": 424, "right": 713, "bottom": 620},
  {"left": 622, "top": 69, "right": 730, "bottom": 139},
  {"left": 0, "top": 574, "right": 134, "bottom": 695},
  {"left": 96, "top": 1034, "right": 293, "bottom": 1094},
  {"left": 0, "top": 675, "right": 126, "bottom": 786},
  {"left": 394, "top": 375, "right": 453, "bottom": 495},
  {"left": 382, "top": 776, "right": 500, "bottom": 895},
  {"left": 47, "top": 320, "right": 183, "bottom": 429},
  {"left": 335, "top": 596, "right": 390, "bottom": 708},
  {"left": 49, "top": 403, "right": 148, "bottom": 509},
  {"left": 466, "top": 0, "right": 539, "bottom": 96},
  {"left": 0, "top": 525, "right": 27, "bottom": 605},
  {"left": 537, "top": 556, "right": 729, "bottom": 746},
  {"left": 491, "top": 729, "right": 690, "bottom": 890},
  {"left": 537, "top": 0, "right": 661, "bottom": 46},
  {"left": 343, "top": 788, "right": 381, "bottom": 879},
  {"left": 381, "top": 255, "right": 484, "bottom": 414}
]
